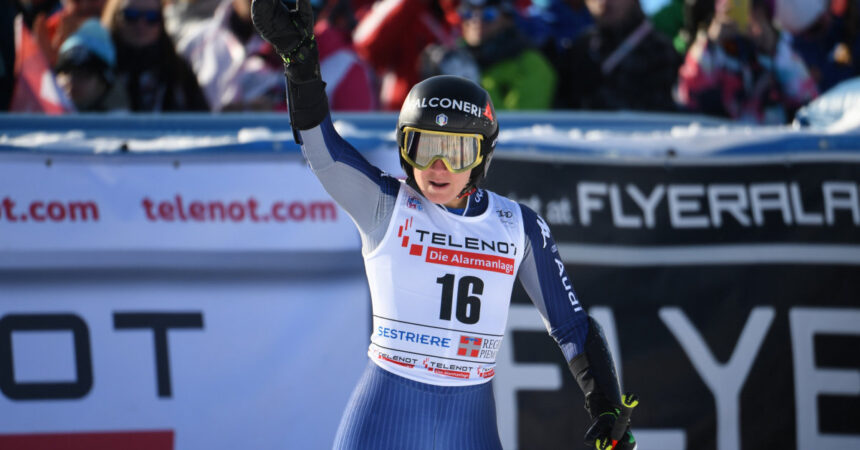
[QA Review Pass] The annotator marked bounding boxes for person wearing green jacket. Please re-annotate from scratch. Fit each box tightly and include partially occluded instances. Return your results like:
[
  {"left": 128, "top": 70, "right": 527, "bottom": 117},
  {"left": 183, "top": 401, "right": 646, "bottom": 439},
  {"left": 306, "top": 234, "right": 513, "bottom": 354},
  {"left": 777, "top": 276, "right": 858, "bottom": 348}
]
[{"left": 459, "top": 0, "right": 557, "bottom": 110}]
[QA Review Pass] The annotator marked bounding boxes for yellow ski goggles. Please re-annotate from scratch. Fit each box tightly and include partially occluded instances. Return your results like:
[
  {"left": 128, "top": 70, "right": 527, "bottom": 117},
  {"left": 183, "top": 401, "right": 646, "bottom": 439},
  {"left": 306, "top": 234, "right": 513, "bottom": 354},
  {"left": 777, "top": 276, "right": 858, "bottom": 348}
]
[{"left": 400, "top": 127, "right": 484, "bottom": 173}]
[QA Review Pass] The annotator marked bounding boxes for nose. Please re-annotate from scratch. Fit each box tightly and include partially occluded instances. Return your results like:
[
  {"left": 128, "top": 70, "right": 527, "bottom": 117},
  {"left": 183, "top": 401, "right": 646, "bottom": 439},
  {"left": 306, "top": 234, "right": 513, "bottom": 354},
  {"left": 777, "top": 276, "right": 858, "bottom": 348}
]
[{"left": 429, "top": 159, "right": 448, "bottom": 171}]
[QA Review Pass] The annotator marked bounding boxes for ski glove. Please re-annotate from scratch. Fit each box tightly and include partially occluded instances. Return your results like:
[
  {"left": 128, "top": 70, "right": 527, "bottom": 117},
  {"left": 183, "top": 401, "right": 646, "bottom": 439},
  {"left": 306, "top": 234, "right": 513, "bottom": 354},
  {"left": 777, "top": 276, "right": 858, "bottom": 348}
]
[
  {"left": 252, "top": 0, "right": 328, "bottom": 133},
  {"left": 584, "top": 393, "right": 638, "bottom": 450},
  {"left": 251, "top": 0, "right": 319, "bottom": 83}
]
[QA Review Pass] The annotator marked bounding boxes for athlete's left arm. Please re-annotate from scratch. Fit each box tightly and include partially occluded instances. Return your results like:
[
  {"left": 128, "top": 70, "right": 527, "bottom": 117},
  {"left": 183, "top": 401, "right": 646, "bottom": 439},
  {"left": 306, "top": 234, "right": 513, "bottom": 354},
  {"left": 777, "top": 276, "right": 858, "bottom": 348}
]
[{"left": 517, "top": 204, "right": 637, "bottom": 450}]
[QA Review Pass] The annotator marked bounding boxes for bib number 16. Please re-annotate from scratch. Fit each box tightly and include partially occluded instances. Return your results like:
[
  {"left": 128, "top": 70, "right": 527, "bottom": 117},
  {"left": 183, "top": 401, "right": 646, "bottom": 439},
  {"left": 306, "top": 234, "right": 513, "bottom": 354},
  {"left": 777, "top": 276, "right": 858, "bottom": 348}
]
[{"left": 436, "top": 274, "right": 483, "bottom": 324}]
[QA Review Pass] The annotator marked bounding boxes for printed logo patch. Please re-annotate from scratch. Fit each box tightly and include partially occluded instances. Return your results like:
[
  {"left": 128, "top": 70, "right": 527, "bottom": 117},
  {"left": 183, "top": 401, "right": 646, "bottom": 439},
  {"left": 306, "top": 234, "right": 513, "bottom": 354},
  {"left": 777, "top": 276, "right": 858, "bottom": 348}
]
[
  {"left": 426, "top": 247, "right": 515, "bottom": 274},
  {"left": 398, "top": 216, "right": 423, "bottom": 256},
  {"left": 483, "top": 100, "right": 495, "bottom": 121},
  {"left": 477, "top": 366, "right": 495, "bottom": 378},
  {"left": 407, "top": 196, "right": 423, "bottom": 210},
  {"left": 473, "top": 189, "right": 484, "bottom": 203},
  {"left": 457, "top": 335, "right": 482, "bottom": 357},
  {"left": 496, "top": 208, "right": 514, "bottom": 225},
  {"left": 536, "top": 215, "right": 551, "bottom": 248},
  {"left": 397, "top": 212, "right": 517, "bottom": 275},
  {"left": 422, "top": 358, "right": 471, "bottom": 379},
  {"left": 411, "top": 97, "right": 483, "bottom": 118},
  {"left": 435, "top": 113, "right": 448, "bottom": 126}
]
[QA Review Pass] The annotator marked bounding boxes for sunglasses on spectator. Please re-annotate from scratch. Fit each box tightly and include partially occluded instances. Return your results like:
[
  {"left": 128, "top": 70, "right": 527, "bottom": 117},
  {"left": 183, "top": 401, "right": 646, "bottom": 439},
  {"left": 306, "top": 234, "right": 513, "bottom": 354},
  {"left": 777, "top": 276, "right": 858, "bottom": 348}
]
[
  {"left": 458, "top": 6, "right": 500, "bottom": 22},
  {"left": 122, "top": 8, "right": 162, "bottom": 24}
]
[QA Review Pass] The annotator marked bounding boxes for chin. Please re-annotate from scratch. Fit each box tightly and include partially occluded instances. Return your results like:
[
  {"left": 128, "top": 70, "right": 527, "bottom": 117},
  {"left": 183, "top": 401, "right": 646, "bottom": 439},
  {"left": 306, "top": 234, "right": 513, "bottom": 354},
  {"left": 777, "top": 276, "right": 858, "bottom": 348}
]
[{"left": 424, "top": 191, "right": 456, "bottom": 205}]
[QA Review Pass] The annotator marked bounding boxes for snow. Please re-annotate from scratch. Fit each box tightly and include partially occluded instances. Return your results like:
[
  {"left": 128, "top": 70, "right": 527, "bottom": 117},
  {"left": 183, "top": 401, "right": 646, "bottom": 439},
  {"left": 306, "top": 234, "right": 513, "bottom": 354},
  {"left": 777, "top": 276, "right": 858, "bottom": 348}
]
[{"left": 1, "top": 109, "right": 857, "bottom": 157}]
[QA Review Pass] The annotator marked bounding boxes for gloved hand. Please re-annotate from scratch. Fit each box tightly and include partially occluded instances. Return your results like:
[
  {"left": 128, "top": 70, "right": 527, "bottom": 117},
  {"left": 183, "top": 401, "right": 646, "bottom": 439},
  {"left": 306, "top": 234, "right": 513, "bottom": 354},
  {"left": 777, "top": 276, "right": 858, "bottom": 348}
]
[
  {"left": 584, "top": 394, "right": 638, "bottom": 450},
  {"left": 252, "top": 0, "right": 328, "bottom": 134},
  {"left": 251, "top": 0, "right": 320, "bottom": 83}
]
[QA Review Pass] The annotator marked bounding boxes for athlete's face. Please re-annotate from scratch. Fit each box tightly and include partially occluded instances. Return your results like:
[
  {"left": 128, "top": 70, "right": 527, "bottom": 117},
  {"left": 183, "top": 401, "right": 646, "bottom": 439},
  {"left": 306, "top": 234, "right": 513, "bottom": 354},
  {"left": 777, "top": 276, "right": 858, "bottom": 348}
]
[{"left": 413, "top": 159, "right": 471, "bottom": 209}]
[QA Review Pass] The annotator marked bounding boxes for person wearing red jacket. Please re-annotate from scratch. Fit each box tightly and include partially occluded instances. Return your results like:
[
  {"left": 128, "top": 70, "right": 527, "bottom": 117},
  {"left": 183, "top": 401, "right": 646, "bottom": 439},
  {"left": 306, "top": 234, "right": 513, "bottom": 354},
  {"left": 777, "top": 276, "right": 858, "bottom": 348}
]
[
  {"left": 352, "top": 0, "right": 459, "bottom": 110},
  {"left": 36, "top": 0, "right": 106, "bottom": 65},
  {"left": 315, "top": 0, "right": 378, "bottom": 110}
]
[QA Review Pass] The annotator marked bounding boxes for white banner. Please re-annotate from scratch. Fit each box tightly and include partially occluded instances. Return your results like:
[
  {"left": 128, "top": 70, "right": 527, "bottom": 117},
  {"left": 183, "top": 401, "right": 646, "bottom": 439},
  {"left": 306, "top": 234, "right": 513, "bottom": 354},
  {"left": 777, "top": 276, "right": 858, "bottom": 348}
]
[
  {"left": 0, "top": 153, "right": 360, "bottom": 252},
  {"left": 0, "top": 271, "right": 370, "bottom": 450}
]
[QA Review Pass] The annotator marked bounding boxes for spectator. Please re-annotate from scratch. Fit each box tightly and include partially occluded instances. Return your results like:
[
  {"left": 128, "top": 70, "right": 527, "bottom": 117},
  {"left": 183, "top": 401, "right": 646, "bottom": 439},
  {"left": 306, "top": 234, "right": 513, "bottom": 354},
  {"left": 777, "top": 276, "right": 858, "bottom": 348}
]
[
  {"left": 651, "top": 0, "right": 685, "bottom": 52},
  {"left": 54, "top": 18, "right": 128, "bottom": 111},
  {"left": 8, "top": 5, "right": 75, "bottom": 113},
  {"left": 173, "top": 0, "right": 286, "bottom": 111},
  {"left": 14, "top": 0, "right": 62, "bottom": 28},
  {"left": 460, "top": 0, "right": 557, "bottom": 109},
  {"left": 555, "top": 0, "right": 680, "bottom": 111},
  {"left": 163, "top": 0, "right": 222, "bottom": 41},
  {"left": 516, "top": 0, "right": 594, "bottom": 61},
  {"left": 677, "top": 0, "right": 819, "bottom": 123},
  {"left": 651, "top": 0, "right": 717, "bottom": 54},
  {"left": 314, "top": 0, "right": 378, "bottom": 110},
  {"left": 777, "top": 0, "right": 859, "bottom": 93},
  {"left": 349, "top": 0, "right": 376, "bottom": 19},
  {"left": 419, "top": 44, "right": 481, "bottom": 83},
  {"left": 36, "top": 0, "right": 107, "bottom": 65},
  {"left": 14, "top": 0, "right": 62, "bottom": 72},
  {"left": 353, "top": 0, "right": 459, "bottom": 110},
  {"left": 102, "top": 0, "right": 209, "bottom": 111}
]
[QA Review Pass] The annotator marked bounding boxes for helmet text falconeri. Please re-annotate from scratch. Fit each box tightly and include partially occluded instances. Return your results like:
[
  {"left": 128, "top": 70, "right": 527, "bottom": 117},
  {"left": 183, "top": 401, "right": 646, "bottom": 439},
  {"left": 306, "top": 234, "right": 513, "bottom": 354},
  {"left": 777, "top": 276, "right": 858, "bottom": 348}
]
[{"left": 411, "top": 97, "right": 484, "bottom": 117}]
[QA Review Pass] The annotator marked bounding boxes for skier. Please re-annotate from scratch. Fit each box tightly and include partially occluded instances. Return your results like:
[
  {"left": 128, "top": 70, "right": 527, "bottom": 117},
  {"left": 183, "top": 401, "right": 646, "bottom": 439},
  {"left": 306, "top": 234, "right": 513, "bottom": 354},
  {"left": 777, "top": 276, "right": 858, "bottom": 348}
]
[{"left": 251, "top": 0, "right": 638, "bottom": 448}]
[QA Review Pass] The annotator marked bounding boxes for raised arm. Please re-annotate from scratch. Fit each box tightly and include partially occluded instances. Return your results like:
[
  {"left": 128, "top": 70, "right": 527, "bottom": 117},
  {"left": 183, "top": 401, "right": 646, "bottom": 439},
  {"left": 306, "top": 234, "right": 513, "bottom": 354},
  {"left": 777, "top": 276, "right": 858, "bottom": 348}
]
[
  {"left": 517, "top": 204, "right": 637, "bottom": 450},
  {"left": 252, "top": 0, "right": 399, "bottom": 238}
]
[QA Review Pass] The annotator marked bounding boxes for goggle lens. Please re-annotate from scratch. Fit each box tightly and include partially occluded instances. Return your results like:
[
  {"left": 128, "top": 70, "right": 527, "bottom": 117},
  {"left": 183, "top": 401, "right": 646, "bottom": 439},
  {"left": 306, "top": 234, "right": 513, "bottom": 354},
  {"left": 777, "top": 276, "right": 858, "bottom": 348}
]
[{"left": 401, "top": 128, "right": 482, "bottom": 173}]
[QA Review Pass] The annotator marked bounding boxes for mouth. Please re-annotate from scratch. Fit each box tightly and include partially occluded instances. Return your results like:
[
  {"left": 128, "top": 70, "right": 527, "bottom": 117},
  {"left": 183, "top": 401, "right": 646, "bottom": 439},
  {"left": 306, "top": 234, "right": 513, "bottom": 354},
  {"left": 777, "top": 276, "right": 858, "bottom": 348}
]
[{"left": 428, "top": 181, "right": 449, "bottom": 188}]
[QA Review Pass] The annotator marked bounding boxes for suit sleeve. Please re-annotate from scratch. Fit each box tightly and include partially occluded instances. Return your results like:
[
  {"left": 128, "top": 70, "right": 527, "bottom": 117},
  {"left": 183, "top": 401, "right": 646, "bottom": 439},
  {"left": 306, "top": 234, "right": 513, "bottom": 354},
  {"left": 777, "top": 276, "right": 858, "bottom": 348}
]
[
  {"left": 297, "top": 114, "right": 400, "bottom": 237},
  {"left": 516, "top": 204, "right": 590, "bottom": 363}
]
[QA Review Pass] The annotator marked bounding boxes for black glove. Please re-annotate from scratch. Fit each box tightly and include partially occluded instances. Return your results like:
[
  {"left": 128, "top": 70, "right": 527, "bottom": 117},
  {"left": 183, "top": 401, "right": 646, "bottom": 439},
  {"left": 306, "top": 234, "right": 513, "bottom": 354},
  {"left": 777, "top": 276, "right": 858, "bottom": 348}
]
[
  {"left": 584, "top": 394, "right": 638, "bottom": 450},
  {"left": 567, "top": 317, "right": 638, "bottom": 449},
  {"left": 252, "top": 0, "right": 328, "bottom": 133},
  {"left": 251, "top": 0, "right": 319, "bottom": 82}
]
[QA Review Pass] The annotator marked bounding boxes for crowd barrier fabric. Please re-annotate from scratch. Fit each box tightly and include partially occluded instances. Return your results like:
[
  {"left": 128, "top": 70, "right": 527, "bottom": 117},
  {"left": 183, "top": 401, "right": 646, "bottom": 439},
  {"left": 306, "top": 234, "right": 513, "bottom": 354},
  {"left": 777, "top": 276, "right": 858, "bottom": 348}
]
[
  {"left": 483, "top": 152, "right": 860, "bottom": 450},
  {"left": 0, "top": 147, "right": 370, "bottom": 449},
  {"left": 1, "top": 112, "right": 858, "bottom": 450}
]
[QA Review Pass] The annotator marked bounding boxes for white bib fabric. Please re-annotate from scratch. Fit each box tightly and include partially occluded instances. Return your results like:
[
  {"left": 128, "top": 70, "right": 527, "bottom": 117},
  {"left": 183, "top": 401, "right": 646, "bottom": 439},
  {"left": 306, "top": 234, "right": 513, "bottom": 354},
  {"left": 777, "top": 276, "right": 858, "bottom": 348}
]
[{"left": 364, "top": 183, "right": 525, "bottom": 386}]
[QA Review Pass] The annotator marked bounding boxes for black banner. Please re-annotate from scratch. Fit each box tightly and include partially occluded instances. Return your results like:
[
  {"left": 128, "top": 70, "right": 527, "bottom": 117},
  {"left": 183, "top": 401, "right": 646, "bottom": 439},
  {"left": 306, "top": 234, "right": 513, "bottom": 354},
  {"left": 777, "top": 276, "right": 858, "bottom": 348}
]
[{"left": 484, "top": 155, "right": 860, "bottom": 450}]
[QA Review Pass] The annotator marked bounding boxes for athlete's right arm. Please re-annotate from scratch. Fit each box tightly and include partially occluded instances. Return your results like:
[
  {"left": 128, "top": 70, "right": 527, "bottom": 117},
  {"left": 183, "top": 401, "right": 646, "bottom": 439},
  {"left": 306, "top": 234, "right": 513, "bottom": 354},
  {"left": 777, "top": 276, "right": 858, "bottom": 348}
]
[
  {"left": 252, "top": 0, "right": 399, "bottom": 233},
  {"left": 299, "top": 117, "right": 400, "bottom": 233}
]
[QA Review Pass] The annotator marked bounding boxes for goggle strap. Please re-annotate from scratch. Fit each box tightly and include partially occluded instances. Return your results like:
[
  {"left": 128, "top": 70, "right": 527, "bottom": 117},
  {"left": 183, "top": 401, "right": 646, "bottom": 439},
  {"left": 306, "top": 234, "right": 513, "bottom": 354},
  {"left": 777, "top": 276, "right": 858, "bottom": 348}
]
[{"left": 457, "top": 185, "right": 477, "bottom": 200}]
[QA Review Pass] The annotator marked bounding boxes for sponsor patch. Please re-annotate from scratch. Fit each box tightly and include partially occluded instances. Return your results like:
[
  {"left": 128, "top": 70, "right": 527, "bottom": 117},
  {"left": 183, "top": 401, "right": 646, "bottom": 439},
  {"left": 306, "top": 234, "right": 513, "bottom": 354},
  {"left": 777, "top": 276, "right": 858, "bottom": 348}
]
[
  {"left": 407, "top": 196, "right": 423, "bottom": 211},
  {"left": 496, "top": 208, "right": 514, "bottom": 225},
  {"left": 482, "top": 100, "right": 495, "bottom": 121},
  {"left": 411, "top": 97, "right": 482, "bottom": 118},
  {"left": 422, "top": 358, "right": 471, "bottom": 379},
  {"left": 477, "top": 366, "right": 495, "bottom": 378},
  {"left": 458, "top": 335, "right": 482, "bottom": 357},
  {"left": 426, "top": 247, "right": 515, "bottom": 275}
]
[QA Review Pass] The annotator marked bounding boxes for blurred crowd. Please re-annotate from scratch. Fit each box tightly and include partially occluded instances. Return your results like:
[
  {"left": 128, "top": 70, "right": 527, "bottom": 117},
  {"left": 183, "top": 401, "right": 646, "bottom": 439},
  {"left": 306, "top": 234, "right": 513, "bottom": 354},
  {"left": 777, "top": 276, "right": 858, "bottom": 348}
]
[{"left": 1, "top": 0, "right": 858, "bottom": 124}]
